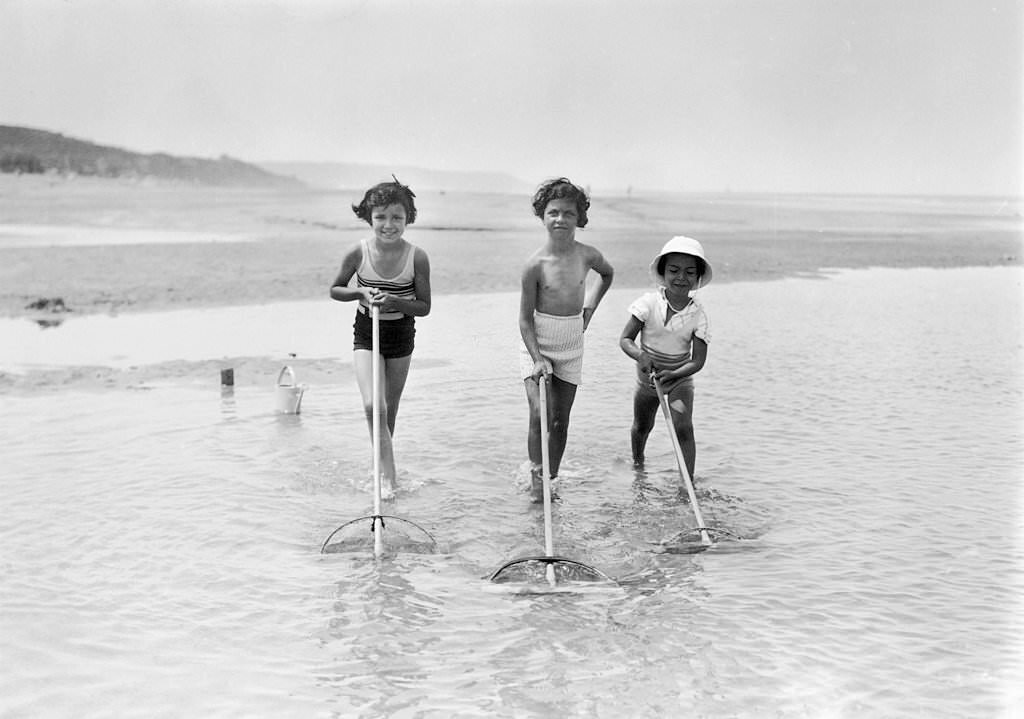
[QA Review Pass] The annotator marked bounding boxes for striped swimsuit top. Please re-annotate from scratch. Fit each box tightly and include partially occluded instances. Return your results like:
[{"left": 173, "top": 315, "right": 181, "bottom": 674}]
[{"left": 356, "top": 238, "right": 417, "bottom": 320}]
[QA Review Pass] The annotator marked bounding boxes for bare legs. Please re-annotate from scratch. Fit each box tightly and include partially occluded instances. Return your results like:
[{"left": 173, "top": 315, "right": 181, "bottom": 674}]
[
  {"left": 524, "top": 374, "right": 578, "bottom": 498},
  {"left": 353, "top": 350, "right": 412, "bottom": 493},
  {"left": 632, "top": 383, "right": 696, "bottom": 479}
]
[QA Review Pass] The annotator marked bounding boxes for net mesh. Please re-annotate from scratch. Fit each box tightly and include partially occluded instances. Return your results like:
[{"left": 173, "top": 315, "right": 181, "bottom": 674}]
[
  {"left": 652, "top": 525, "right": 746, "bottom": 554},
  {"left": 321, "top": 515, "right": 437, "bottom": 555},
  {"left": 489, "top": 556, "right": 612, "bottom": 584}
]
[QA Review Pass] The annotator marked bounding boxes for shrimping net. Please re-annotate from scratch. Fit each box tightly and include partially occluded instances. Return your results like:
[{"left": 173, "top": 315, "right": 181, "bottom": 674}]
[{"left": 321, "top": 516, "right": 437, "bottom": 555}]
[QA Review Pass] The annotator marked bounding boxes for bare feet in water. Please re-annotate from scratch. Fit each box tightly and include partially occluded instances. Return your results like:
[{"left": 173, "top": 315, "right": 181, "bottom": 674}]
[
  {"left": 529, "top": 466, "right": 560, "bottom": 503},
  {"left": 529, "top": 466, "right": 543, "bottom": 503}
]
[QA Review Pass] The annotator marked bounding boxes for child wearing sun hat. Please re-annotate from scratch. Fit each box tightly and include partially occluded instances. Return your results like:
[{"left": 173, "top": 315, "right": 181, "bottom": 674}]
[{"left": 619, "top": 236, "right": 712, "bottom": 473}]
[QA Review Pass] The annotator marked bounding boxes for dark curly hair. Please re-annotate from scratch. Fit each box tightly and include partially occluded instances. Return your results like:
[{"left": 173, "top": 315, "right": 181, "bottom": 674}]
[
  {"left": 352, "top": 176, "right": 418, "bottom": 225},
  {"left": 531, "top": 177, "right": 589, "bottom": 228}
]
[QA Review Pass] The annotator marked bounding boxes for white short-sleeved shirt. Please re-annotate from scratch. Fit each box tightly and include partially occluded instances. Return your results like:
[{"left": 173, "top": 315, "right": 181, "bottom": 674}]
[{"left": 628, "top": 289, "right": 710, "bottom": 371}]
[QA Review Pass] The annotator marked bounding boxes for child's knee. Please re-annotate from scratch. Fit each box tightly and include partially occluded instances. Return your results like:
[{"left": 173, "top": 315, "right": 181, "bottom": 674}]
[
  {"left": 673, "top": 417, "right": 694, "bottom": 438},
  {"left": 551, "top": 409, "right": 573, "bottom": 434},
  {"left": 363, "top": 401, "right": 386, "bottom": 420},
  {"left": 632, "top": 416, "right": 654, "bottom": 435}
]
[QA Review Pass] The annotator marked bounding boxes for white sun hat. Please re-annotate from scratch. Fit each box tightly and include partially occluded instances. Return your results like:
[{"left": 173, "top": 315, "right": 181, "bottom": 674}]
[{"left": 649, "top": 235, "right": 713, "bottom": 287}]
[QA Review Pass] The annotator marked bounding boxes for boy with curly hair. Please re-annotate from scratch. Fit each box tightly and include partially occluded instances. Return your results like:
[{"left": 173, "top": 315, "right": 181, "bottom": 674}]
[{"left": 519, "top": 177, "right": 614, "bottom": 500}]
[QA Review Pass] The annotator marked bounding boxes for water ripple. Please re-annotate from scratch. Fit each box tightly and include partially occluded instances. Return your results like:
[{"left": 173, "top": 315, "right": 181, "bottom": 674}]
[{"left": 1, "top": 268, "right": 1021, "bottom": 717}]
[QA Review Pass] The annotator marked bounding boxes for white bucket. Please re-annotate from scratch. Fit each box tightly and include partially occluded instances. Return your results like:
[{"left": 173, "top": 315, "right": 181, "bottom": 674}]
[{"left": 275, "top": 365, "right": 306, "bottom": 414}]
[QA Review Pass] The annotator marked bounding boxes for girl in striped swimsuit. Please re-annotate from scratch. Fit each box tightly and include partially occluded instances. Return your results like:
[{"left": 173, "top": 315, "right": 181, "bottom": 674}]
[{"left": 330, "top": 178, "right": 432, "bottom": 495}]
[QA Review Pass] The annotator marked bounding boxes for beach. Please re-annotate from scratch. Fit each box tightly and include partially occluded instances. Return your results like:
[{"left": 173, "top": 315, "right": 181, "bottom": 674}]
[
  {"left": 2, "top": 174, "right": 1020, "bottom": 396},
  {"left": 1, "top": 176, "right": 1022, "bottom": 718},
  {"left": 1, "top": 174, "right": 1020, "bottom": 320}
]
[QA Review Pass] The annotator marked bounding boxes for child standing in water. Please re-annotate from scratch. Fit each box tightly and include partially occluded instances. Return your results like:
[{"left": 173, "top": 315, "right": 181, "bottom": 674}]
[
  {"left": 620, "top": 236, "right": 711, "bottom": 477},
  {"left": 519, "top": 178, "right": 614, "bottom": 501},
  {"left": 330, "top": 178, "right": 431, "bottom": 496}
]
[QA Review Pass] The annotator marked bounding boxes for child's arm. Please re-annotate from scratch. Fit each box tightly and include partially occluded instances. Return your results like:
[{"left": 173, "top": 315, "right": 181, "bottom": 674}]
[
  {"left": 582, "top": 247, "right": 614, "bottom": 330},
  {"left": 376, "top": 247, "right": 432, "bottom": 317},
  {"left": 658, "top": 337, "right": 708, "bottom": 381},
  {"left": 329, "top": 245, "right": 373, "bottom": 303},
  {"left": 519, "top": 257, "right": 551, "bottom": 378},
  {"left": 619, "top": 315, "right": 654, "bottom": 374}
]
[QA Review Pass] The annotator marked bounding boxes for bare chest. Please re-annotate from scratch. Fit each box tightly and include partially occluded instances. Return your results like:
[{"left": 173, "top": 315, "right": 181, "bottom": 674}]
[{"left": 537, "top": 254, "right": 588, "bottom": 311}]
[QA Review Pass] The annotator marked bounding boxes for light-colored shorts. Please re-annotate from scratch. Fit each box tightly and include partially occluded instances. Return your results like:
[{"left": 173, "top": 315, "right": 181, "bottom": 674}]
[{"left": 520, "top": 311, "right": 585, "bottom": 385}]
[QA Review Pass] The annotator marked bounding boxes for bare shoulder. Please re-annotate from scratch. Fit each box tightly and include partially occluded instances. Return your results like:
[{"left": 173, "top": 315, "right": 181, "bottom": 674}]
[
  {"left": 574, "top": 240, "right": 601, "bottom": 259},
  {"left": 342, "top": 241, "right": 364, "bottom": 264},
  {"left": 579, "top": 241, "right": 612, "bottom": 270},
  {"left": 332, "top": 241, "right": 365, "bottom": 286},
  {"left": 521, "top": 247, "right": 545, "bottom": 276}
]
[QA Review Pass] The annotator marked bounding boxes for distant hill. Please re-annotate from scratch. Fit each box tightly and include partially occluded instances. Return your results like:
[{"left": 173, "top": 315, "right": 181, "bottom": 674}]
[
  {"left": 260, "top": 161, "right": 532, "bottom": 194},
  {"left": 0, "top": 125, "right": 303, "bottom": 188}
]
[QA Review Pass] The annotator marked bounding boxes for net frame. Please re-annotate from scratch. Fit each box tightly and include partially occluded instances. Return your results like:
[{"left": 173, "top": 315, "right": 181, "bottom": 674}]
[
  {"left": 488, "top": 554, "right": 614, "bottom": 583},
  {"left": 321, "top": 514, "right": 437, "bottom": 554}
]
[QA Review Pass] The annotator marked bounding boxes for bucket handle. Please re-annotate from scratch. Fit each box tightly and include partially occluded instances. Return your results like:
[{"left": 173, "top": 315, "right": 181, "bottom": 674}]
[{"left": 277, "top": 365, "right": 296, "bottom": 387}]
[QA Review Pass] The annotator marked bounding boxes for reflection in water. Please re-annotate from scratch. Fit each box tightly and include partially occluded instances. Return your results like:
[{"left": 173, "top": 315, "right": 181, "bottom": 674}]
[
  {"left": 33, "top": 317, "right": 66, "bottom": 328},
  {"left": 319, "top": 560, "right": 443, "bottom": 716},
  {"left": 25, "top": 297, "right": 70, "bottom": 328},
  {"left": 218, "top": 385, "right": 237, "bottom": 421},
  {"left": 273, "top": 411, "right": 304, "bottom": 429}
]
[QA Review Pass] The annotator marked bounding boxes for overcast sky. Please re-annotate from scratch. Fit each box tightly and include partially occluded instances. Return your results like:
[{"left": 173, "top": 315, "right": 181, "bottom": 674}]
[{"left": 2, "top": 0, "right": 1021, "bottom": 195}]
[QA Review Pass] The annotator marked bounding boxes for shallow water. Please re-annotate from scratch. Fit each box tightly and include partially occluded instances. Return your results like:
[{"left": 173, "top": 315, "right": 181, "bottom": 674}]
[{"left": 1, "top": 267, "right": 1022, "bottom": 718}]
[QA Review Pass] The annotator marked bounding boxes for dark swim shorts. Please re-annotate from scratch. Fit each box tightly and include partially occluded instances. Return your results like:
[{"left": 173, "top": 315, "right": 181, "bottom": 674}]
[{"left": 352, "top": 309, "right": 416, "bottom": 359}]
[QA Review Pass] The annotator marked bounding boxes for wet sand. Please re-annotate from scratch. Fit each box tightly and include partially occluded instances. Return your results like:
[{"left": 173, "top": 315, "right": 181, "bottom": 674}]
[{"left": 1, "top": 175, "right": 1020, "bottom": 320}]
